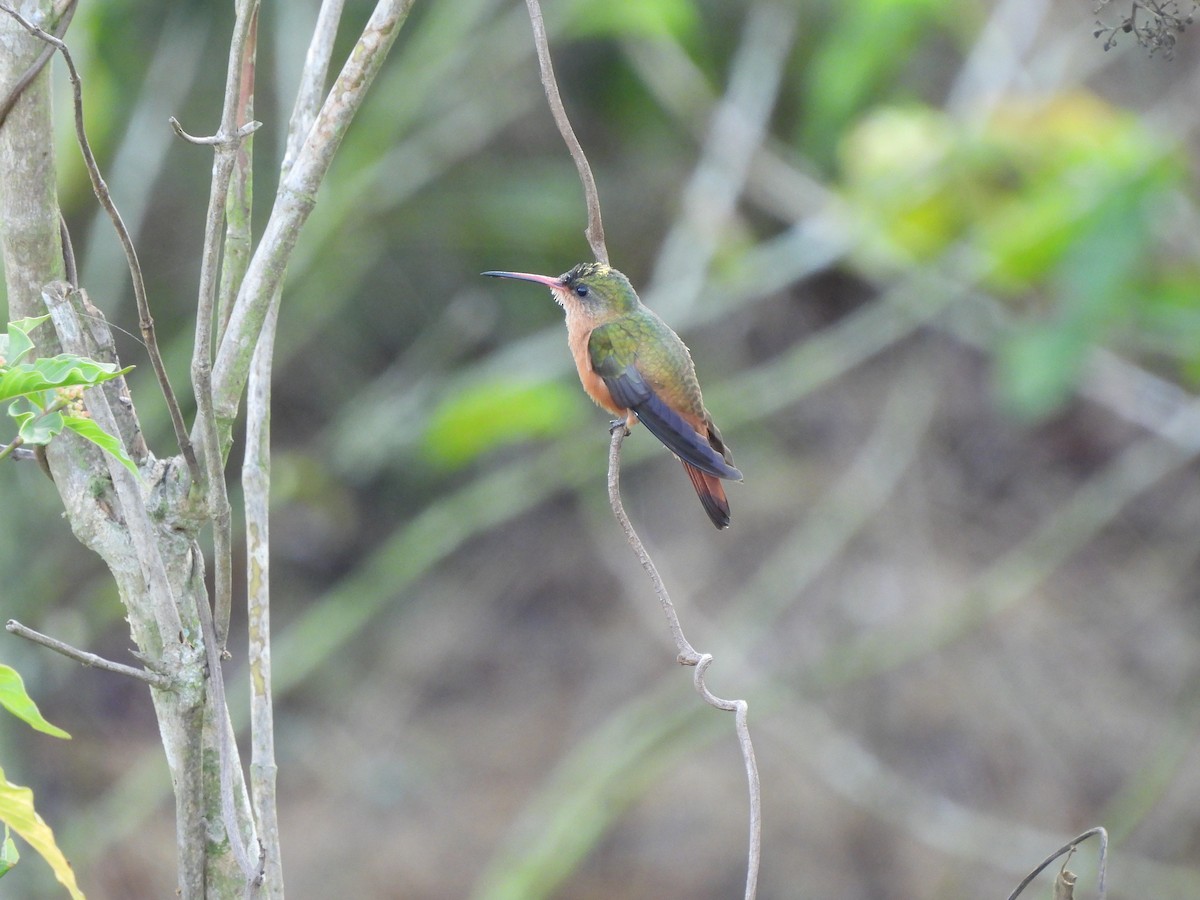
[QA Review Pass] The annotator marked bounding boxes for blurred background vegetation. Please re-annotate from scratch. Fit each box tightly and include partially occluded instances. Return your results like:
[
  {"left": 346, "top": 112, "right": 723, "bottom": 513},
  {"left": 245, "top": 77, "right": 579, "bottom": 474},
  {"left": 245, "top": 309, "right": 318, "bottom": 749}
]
[{"left": 4, "top": 0, "right": 1200, "bottom": 896}]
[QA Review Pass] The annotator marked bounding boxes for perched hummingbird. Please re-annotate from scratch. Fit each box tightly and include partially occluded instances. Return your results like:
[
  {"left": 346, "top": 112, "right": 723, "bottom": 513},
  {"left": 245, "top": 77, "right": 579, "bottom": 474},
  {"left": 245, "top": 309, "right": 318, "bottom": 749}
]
[{"left": 482, "top": 262, "right": 742, "bottom": 529}]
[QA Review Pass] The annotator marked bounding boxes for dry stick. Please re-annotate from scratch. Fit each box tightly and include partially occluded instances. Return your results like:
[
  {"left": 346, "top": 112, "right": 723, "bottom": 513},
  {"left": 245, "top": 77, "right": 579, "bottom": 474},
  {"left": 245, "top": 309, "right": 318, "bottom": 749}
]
[
  {"left": 0, "top": 2, "right": 201, "bottom": 486},
  {"left": 243, "top": 4, "right": 348, "bottom": 894},
  {"left": 523, "top": 0, "right": 607, "bottom": 264},
  {"left": 647, "top": 2, "right": 797, "bottom": 305},
  {"left": 6, "top": 620, "right": 172, "bottom": 689},
  {"left": 215, "top": 16, "right": 259, "bottom": 344},
  {"left": 209, "top": 0, "right": 417, "bottom": 426},
  {"left": 1006, "top": 827, "right": 1108, "bottom": 900},
  {"left": 244, "top": 296, "right": 281, "bottom": 896},
  {"left": 607, "top": 426, "right": 762, "bottom": 900},
  {"left": 180, "top": 1, "right": 260, "bottom": 657},
  {"left": 177, "top": 0, "right": 261, "bottom": 656}
]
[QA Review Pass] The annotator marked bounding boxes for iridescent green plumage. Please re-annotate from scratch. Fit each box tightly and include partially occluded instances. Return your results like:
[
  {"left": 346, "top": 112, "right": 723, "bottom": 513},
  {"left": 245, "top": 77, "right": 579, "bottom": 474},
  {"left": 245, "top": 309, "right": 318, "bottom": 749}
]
[{"left": 483, "top": 262, "right": 741, "bottom": 528}]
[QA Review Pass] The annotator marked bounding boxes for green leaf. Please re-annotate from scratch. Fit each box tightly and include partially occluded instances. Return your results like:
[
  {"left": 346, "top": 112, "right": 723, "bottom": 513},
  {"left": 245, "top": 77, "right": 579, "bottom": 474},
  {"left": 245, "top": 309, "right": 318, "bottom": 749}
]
[
  {"left": 0, "top": 317, "right": 51, "bottom": 368},
  {"left": 0, "top": 355, "right": 131, "bottom": 403},
  {"left": 7, "top": 395, "right": 40, "bottom": 436},
  {"left": 62, "top": 415, "right": 140, "bottom": 478},
  {"left": 0, "top": 764, "right": 84, "bottom": 899},
  {"left": 995, "top": 326, "right": 1088, "bottom": 420},
  {"left": 0, "top": 826, "right": 18, "bottom": 878},
  {"left": 424, "top": 379, "right": 583, "bottom": 469},
  {"left": 17, "top": 408, "right": 65, "bottom": 446},
  {"left": 566, "top": 0, "right": 698, "bottom": 39},
  {"left": 0, "top": 666, "right": 71, "bottom": 739}
]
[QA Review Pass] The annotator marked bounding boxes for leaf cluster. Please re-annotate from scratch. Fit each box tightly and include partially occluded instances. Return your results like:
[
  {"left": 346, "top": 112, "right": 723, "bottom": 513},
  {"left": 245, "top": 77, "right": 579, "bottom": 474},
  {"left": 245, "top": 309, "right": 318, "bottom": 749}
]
[{"left": 0, "top": 316, "right": 137, "bottom": 475}]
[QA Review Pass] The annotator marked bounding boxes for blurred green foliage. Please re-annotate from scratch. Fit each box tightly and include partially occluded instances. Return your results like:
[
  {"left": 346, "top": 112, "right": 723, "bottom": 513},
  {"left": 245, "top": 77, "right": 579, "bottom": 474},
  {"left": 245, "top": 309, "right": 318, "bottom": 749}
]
[
  {"left": 4, "top": 0, "right": 1200, "bottom": 897},
  {"left": 840, "top": 93, "right": 1197, "bottom": 416},
  {"left": 424, "top": 378, "right": 583, "bottom": 469}
]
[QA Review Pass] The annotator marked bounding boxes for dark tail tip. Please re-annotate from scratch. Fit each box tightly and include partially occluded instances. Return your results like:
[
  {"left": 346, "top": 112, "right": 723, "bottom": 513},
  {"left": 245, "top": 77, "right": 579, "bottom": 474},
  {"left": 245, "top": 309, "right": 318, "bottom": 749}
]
[{"left": 683, "top": 462, "right": 731, "bottom": 529}]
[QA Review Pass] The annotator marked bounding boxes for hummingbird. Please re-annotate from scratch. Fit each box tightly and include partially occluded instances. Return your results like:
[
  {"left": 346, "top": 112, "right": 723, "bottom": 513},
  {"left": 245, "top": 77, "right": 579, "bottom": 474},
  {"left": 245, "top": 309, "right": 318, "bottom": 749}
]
[{"left": 482, "top": 262, "right": 742, "bottom": 529}]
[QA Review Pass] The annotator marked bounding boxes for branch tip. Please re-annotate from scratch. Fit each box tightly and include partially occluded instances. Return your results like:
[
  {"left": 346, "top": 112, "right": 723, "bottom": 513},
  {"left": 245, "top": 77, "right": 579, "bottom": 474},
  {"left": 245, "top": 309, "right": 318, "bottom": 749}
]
[
  {"left": 6, "top": 619, "right": 173, "bottom": 689},
  {"left": 169, "top": 115, "right": 262, "bottom": 146}
]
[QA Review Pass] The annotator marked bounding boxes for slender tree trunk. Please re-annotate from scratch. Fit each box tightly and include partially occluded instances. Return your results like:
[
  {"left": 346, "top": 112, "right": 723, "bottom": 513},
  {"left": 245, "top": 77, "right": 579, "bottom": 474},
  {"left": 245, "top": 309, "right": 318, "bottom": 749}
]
[{"left": 0, "top": 6, "right": 259, "bottom": 896}]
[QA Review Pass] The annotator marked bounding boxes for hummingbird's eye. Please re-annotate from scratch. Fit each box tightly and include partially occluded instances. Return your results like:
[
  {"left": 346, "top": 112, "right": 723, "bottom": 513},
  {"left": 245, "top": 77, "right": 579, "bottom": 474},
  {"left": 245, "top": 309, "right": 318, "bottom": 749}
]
[{"left": 574, "top": 284, "right": 590, "bottom": 298}]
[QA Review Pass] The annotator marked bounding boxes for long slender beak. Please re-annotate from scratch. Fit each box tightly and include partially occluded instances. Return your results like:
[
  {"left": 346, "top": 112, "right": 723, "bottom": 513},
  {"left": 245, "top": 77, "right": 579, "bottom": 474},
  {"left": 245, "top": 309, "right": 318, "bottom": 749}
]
[{"left": 481, "top": 270, "right": 562, "bottom": 289}]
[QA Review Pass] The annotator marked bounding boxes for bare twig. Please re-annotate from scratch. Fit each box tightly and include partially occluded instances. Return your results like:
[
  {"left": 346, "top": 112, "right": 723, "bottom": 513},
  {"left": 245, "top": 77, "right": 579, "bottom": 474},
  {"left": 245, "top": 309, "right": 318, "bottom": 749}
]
[
  {"left": 1006, "top": 827, "right": 1108, "bottom": 900},
  {"left": 244, "top": 293, "right": 282, "bottom": 896},
  {"left": 523, "top": 0, "right": 607, "bottom": 264},
  {"left": 606, "top": 425, "right": 762, "bottom": 900},
  {"left": 0, "top": 1, "right": 201, "bottom": 485},
  {"left": 6, "top": 619, "right": 173, "bottom": 689},
  {"left": 0, "top": 439, "right": 28, "bottom": 462},
  {"left": 242, "top": 5, "right": 348, "bottom": 895},
  {"left": 282, "top": 0, "right": 346, "bottom": 173},
  {"left": 182, "top": 0, "right": 260, "bottom": 656},
  {"left": 215, "top": 15, "right": 259, "bottom": 342},
  {"left": 210, "top": 0, "right": 417, "bottom": 433},
  {"left": 59, "top": 213, "right": 77, "bottom": 286},
  {"left": 169, "top": 117, "right": 262, "bottom": 145}
]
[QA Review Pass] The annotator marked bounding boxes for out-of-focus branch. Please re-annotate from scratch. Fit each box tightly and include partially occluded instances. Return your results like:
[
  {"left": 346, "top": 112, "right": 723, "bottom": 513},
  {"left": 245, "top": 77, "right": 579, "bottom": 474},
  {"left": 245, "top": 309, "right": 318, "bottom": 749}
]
[
  {"left": 646, "top": 1, "right": 798, "bottom": 313},
  {"left": 523, "top": 0, "right": 607, "bottom": 264}
]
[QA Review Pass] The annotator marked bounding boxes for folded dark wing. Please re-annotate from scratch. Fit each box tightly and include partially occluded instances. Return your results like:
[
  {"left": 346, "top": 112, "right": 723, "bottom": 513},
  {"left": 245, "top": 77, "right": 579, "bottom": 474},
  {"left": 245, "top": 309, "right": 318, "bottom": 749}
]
[{"left": 590, "top": 325, "right": 741, "bottom": 481}]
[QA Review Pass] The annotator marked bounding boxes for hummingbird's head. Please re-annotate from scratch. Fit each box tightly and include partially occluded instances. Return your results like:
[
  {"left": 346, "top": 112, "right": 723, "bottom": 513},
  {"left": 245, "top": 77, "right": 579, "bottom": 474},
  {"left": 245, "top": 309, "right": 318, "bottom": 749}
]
[{"left": 482, "top": 262, "right": 640, "bottom": 318}]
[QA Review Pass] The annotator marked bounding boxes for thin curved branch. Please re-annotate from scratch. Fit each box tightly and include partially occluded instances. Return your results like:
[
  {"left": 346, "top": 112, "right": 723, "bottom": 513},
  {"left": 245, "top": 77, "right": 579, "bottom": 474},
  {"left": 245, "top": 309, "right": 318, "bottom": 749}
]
[
  {"left": 1006, "top": 827, "right": 1108, "bottom": 900},
  {"left": 0, "top": 1, "right": 201, "bottom": 485},
  {"left": 607, "top": 425, "right": 762, "bottom": 899},
  {"left": 523, "top": 0, "right": 607, "bottom": 264}
]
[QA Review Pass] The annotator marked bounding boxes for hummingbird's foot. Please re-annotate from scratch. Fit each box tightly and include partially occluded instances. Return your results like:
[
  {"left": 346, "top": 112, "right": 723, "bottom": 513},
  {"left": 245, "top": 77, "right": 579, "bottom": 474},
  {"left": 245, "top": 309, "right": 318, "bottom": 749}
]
[{"left": 608, "top": 418, "right": 631, "bottom": 437}]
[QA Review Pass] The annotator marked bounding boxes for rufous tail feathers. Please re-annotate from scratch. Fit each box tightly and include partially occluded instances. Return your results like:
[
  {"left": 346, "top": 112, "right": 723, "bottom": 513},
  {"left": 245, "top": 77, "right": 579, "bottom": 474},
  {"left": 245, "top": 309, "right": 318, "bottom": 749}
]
[{"left": 683, "top": 461, "right": 731, "bottom": 529}]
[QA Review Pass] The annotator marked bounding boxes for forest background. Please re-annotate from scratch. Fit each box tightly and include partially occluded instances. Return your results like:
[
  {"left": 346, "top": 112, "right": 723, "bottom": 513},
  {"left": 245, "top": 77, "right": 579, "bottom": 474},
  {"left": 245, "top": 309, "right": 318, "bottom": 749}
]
[{"left": 3, "top": 0, "right": 1200, "bottom": 897}]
